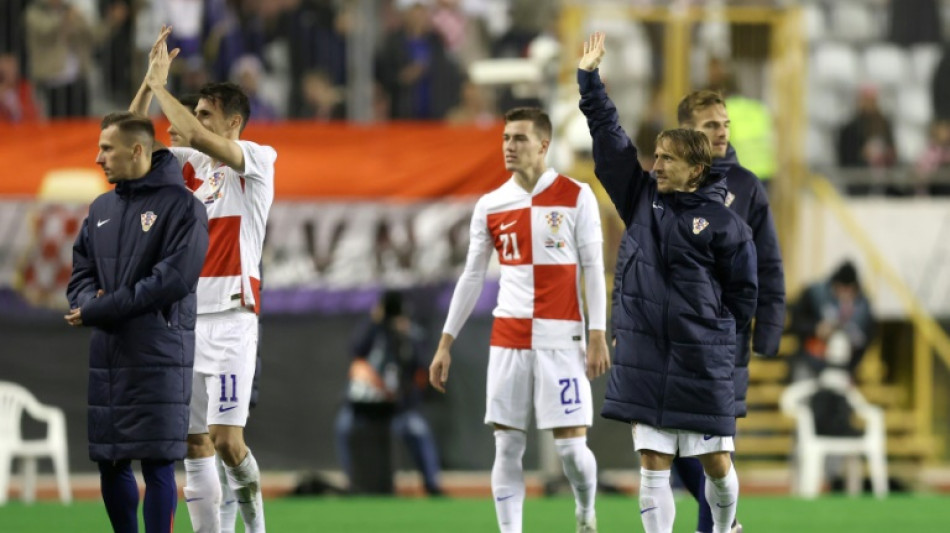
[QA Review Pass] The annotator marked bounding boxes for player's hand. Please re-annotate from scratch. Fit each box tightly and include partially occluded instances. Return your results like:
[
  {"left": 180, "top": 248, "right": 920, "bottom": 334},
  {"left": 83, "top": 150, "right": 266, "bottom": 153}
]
[
  {"left": 429, "top": 347, "right": 452, "bottom": 393},
  {"left": 586, "top": 330, "right": 611, "bottom": 379},
  {"left": 64, "top": 308, "right": 82, "bottom": 327},
  {"left": 579, "top": 32, "right": 606, "bottom": 72},
  {"left": 145, "top": 25, "right": 180, "bottom": 88}
]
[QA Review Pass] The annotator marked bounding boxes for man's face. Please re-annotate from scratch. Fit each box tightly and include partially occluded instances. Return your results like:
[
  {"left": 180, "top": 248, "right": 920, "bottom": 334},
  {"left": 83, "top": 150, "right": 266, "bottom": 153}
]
[
  {"left": 502, "top": 120, "right": 547, "bottom": 174},
  {"left": 688, "top": 104, "right": 730, "bottom": 159},
  {"left": 653, "top": 138, "right": 700, "bottom": 194},
  {"left": 194, "top": 98, "right": 236, "bottom": 137},
  {"left": 96, "top": 125, "right": 138, "bottom": 183}
]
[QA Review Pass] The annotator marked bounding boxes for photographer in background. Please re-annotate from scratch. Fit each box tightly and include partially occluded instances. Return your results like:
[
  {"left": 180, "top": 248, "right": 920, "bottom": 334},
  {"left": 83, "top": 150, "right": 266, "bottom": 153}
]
[{"left": 334, "top": 290, "right": 443, "bottom": 495}]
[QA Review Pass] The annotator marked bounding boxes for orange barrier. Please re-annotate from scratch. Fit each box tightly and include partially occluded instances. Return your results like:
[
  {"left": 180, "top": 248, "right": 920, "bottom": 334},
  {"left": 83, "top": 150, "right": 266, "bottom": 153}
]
[{"left": 0, "top": 121, "right": 508, "bottom": 199}]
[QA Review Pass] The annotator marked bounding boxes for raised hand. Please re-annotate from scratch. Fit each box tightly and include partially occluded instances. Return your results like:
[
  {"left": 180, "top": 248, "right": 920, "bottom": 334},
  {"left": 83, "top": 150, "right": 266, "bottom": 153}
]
[
  {"left": 579, "top": 32, "right": 606, "bottom": 72},
  {"left": 145, "top": 25, "right": 180, "bottom": 88}
]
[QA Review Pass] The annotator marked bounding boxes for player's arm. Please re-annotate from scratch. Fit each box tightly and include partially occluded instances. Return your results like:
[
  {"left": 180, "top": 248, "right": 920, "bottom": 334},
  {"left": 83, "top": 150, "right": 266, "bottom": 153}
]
[
  {"left": 576, "top": 185, "right": 610, "bottom": 379},
  {"left": 65, "top": 217, "right": 99, "bottom": 326},
  {"left": 747, "top": 182, "right": 786, "bottom": 357},
  {"left": 577, "top": 32, "right": 649, "bottom": 225},
  {"left": 715, "top": 218, "right": 759, "bottom": 330},
  {"left": 429, "top": 201, "right": 493, "bottom": 393},
  {"left": 144, "top": 28, "right": 246, "bottom": 171},
  {"left": 81, "top": 197, "right": 209, "bottom": 327}
]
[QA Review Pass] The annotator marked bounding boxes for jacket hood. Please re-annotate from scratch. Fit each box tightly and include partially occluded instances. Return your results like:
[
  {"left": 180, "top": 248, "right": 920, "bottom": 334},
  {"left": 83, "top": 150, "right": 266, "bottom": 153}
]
[{"left": 115, "top": 150, "right": 182, "bottom": 196}]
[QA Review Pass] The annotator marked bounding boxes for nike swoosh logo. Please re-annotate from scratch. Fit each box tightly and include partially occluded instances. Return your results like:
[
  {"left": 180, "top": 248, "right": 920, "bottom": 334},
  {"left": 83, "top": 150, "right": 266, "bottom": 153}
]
[
  {"left": 716, "top": 502, "right": 735, "bottom": 508},
  {"left": 495, "top": 494, "right": 515, "bottom": 501},
  {"left": 97, "top": 219, "right": 110, "bottom": 227},
  {"left": 640, "top": 506, "right": 657, "bottom": 514},
  {"left": 219, "top": 405, "right": 238, "bottom": 412},
  {"left": 703, "top": 434, "right": 714, "bottom": 441},
  {"left": 499, "top": 221, "right": 516, "bottom": 230},
  {"left": 564, "top": 406, "right": 582, "bottom": 414},
  {"left": 185, "top": 497, "right": 203, "bottom": 503},
  {"left": 223, "top": 500, "right": 235, "bottom": 505}
]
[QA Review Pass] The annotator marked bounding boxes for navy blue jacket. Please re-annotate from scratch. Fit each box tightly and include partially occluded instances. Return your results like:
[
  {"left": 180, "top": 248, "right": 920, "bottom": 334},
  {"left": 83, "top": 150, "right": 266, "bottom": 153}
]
[
  {"left": 580, "top": 69, "right": 758, "bottom": 436},
  {"left": 712, "top": 146, "right": 786, "bottom": 415},
  {"left": 612, "top": 147, "right": 785, "bottom": 417},
  {"left": 67, "top": 149, "right": 209, "bottom": 462}
]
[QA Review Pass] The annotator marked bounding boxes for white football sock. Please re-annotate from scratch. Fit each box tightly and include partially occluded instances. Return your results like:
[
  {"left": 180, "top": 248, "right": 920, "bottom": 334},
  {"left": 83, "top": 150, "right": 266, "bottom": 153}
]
[
  {"left": 705, "top": 464, "right": 739, "bottom": 533},
  {"left": 639, "top": 468, "right": 675, "bottom": 533},
  {"left": 217, "top": 455, "right": 238, "bottom": 533},
  {"left": 491, "top": 430, "right": 527, "bottom": 533},
  {"left": 225, "top": 448, "right": 266, "bottom": 533},
  {"left": 554, "top": 436, "right": 597, "bottom": 523},
  {"left": 184, "top": 456, "right": 222, "bottom": 533}
]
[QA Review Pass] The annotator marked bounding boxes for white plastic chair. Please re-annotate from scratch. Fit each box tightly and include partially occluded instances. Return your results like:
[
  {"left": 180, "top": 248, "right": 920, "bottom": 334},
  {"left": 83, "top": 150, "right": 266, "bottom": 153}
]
[
  {"left": 779, "top": 334, "right": 888, "bottom": 499},
  {"left": 0, "top": 381, "right": 71, "bottom": 504},
  {"left": 862, "top": 44, "right": 910, "bottom": 90},
  {"left": 830, "top": 0, "right": 881, "bottom": 44},
  {"left": 811, "top": 43, "right": 861, "bottom": 90}
]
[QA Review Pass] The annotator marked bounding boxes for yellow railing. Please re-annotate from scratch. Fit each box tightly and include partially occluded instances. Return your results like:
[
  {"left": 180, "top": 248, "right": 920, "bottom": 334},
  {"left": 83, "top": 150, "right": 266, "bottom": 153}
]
[{"left": 809, "top": 176, "right": 950, "bottom": 453}]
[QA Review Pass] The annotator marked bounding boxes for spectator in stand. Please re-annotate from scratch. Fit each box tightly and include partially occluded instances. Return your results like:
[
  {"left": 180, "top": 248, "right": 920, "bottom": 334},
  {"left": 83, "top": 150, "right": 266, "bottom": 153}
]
[
  {"left": 0, "top": 53, "right": 40, "bottom": 122},
  {"left": 231, "top": 55, "right": 279, "bottom": 122},
  {"left": 445, "top": 80, "right": 496, "bottom": 126},
  {"left": 914, "top": 119, "right": 950, "bottom": 196},
  {"left": 300, "top": 69, "right": 346, "bottom": 121},
  {"left": 24, "top": 0, "right": 120, "bottom": 118},
  {"left": 279, "top": 0, "right": 349, "bottom": 118},
  {"left": 790, "top": 261, "right": 875, "bottom": 383},
  {"left": 836, "top": 86, "right": 896, "bottom": 169},
  {"left": 376, "top": 0, "right": 462, "bottom": 120}
]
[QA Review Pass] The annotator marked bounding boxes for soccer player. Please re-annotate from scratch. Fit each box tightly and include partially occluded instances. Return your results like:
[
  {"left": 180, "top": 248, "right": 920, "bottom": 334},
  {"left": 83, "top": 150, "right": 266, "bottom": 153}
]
[
  {"left": 132, "top": 27, "right": 276, "bottom": 533},
  {"left": 67, "top": 112, "right": 208, "bottom": 533},
  {"left": 610, "top": 90, "right": 785, "bottom": 533},
  {"left": 429, "top": 107, "right": 610, "bottom": 533},
  {"left": 579, "top": 33, "right": 758, "bottom": 533}
]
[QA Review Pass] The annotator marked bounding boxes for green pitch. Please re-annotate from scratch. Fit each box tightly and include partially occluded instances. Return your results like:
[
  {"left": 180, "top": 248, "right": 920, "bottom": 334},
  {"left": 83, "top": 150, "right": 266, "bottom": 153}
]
[{"left": 1, "top": 494, "right": 948, "bottom": 532}]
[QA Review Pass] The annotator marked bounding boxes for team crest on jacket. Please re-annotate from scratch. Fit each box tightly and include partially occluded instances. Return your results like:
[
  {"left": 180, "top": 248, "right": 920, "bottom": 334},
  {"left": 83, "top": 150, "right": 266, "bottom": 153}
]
[
  {"left": 725, "top": 191, "right": 736, "bottom": 207},
  {"left": 141, "top": 211, "right": 157, "bottom": 232},
  {"left": 692, "top": 217, "right": 709, "bottom": 235}
]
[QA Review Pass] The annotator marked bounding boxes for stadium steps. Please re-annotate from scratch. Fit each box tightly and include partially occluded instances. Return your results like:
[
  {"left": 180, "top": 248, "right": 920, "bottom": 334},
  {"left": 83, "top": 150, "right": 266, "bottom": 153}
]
[{"left": 735, "top": 434, "right": 939, "bottom": 458}]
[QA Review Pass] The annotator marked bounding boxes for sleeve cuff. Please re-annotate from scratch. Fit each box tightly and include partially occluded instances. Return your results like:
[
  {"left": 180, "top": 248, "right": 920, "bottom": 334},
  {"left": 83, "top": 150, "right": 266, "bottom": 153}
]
[{"left": 577, "top": 68, "right": 603, "bottom": 93}]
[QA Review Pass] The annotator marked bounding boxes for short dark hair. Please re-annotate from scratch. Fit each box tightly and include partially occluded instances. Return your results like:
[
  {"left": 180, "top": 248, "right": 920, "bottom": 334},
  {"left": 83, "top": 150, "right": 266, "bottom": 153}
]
[
  {"left": 677, "top": 89, "right": 725, "bottom": 126},
  {"left": 199, "top": 82, "right": 251, "bottom": 132},
  {"left": 504, "top": 107, "right": 552, "bottom": 140},
  {"left": 656, "top": 128, "right": 713, "bottom": 189},
  {"left": 831, "top": 261, "right": 859, "bottom": 286},
  {"left": 178, "top": 93, "right": 201, "bottom": 112},
  {"left": 101, "top": 111, "right": 156, "bottom": 150}
]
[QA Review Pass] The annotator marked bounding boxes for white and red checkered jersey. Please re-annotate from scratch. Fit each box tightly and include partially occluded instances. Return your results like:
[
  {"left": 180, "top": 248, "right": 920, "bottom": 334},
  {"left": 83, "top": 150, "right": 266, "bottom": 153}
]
[
  {"left": 443, "top": 169, "right": 605, "bottom": 350},
  {"left": 170, "top": 141, "right": 276, "bottom": 314}
]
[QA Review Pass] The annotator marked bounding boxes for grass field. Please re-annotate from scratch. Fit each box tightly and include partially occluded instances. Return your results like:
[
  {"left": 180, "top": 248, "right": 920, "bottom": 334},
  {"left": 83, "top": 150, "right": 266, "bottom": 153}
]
[{"left": 2, "top": 494, "right": 949, "bottom": 532}]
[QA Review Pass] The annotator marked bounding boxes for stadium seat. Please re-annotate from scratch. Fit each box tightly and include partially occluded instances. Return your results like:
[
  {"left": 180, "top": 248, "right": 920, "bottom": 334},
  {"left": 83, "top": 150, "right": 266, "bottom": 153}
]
[
  {"left": 830, "top": 0, "right": 881, "bottom": 44},
  {"left": 0, "top": 381, "right": 71, "bottom": 505},
  {"left": 780, "top": 334, "right": 888, "bottom": 499},
  {"left": 801, "top": 1, "right": 828, "bottom": 44},
  {"left": 895, "top": 124, "right": 929, "bottom": 165},
  {"left": 896, "top": 85, "right": 933, "bottom": 128},
  {"left": 807, "top": 85, "right": 851, "bottom": 128},
  {"left": 910, "top": 44, "right": 943, "bottom": 85},
  {"left": 805, "top": 124, "right": 837, "bottom": 169},
  {"left": 862, "top": 44, "right": 910, "bottom": 89},
  {"left": 811, "top": 43, "right": 861, "bottom": 89}
]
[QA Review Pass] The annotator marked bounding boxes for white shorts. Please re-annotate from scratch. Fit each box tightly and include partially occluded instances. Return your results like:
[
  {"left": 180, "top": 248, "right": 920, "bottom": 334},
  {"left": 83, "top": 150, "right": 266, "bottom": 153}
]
[
  {"left": 189, "top": 309, "right": 258, "bottom": 434},
  {"left": 485, "top": 346, "right": 593, "bottom": 431},
  {"left": 632, "top": 423, "right": 735, "bottom": 457}
]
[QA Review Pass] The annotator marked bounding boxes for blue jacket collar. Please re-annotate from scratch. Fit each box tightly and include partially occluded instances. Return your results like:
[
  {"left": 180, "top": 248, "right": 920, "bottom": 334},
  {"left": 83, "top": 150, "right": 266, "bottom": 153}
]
[
  {"left": 115, "top": 150, "right": 181, "bottom": 196},
  {"left": 711, "top": 144, "right": 739, "bottom": 176}
]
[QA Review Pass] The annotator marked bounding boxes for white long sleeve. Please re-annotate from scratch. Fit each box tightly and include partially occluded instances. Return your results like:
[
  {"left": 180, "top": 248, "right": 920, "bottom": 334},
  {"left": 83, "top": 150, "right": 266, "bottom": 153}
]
[
  {"left": 442, "top": 200, "right": 493, "bottom": 338},
  {"left": 579, "top": 241, "right": 607, "bottom": 331},
  {"left": 575, "top": 185, "right": 606, "bottom": 331}
]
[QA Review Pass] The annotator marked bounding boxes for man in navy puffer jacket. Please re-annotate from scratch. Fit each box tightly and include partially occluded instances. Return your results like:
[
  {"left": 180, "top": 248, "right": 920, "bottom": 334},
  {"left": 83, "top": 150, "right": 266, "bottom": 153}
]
[
  {"left": 579, "top": 33, "right": 757, "bottom": 533},
  {"left": 66, "top": 112, "right": 208, "bottom": 533},
  {"left": 610, "top": 91, "right": 786, "bottom": 533}
]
